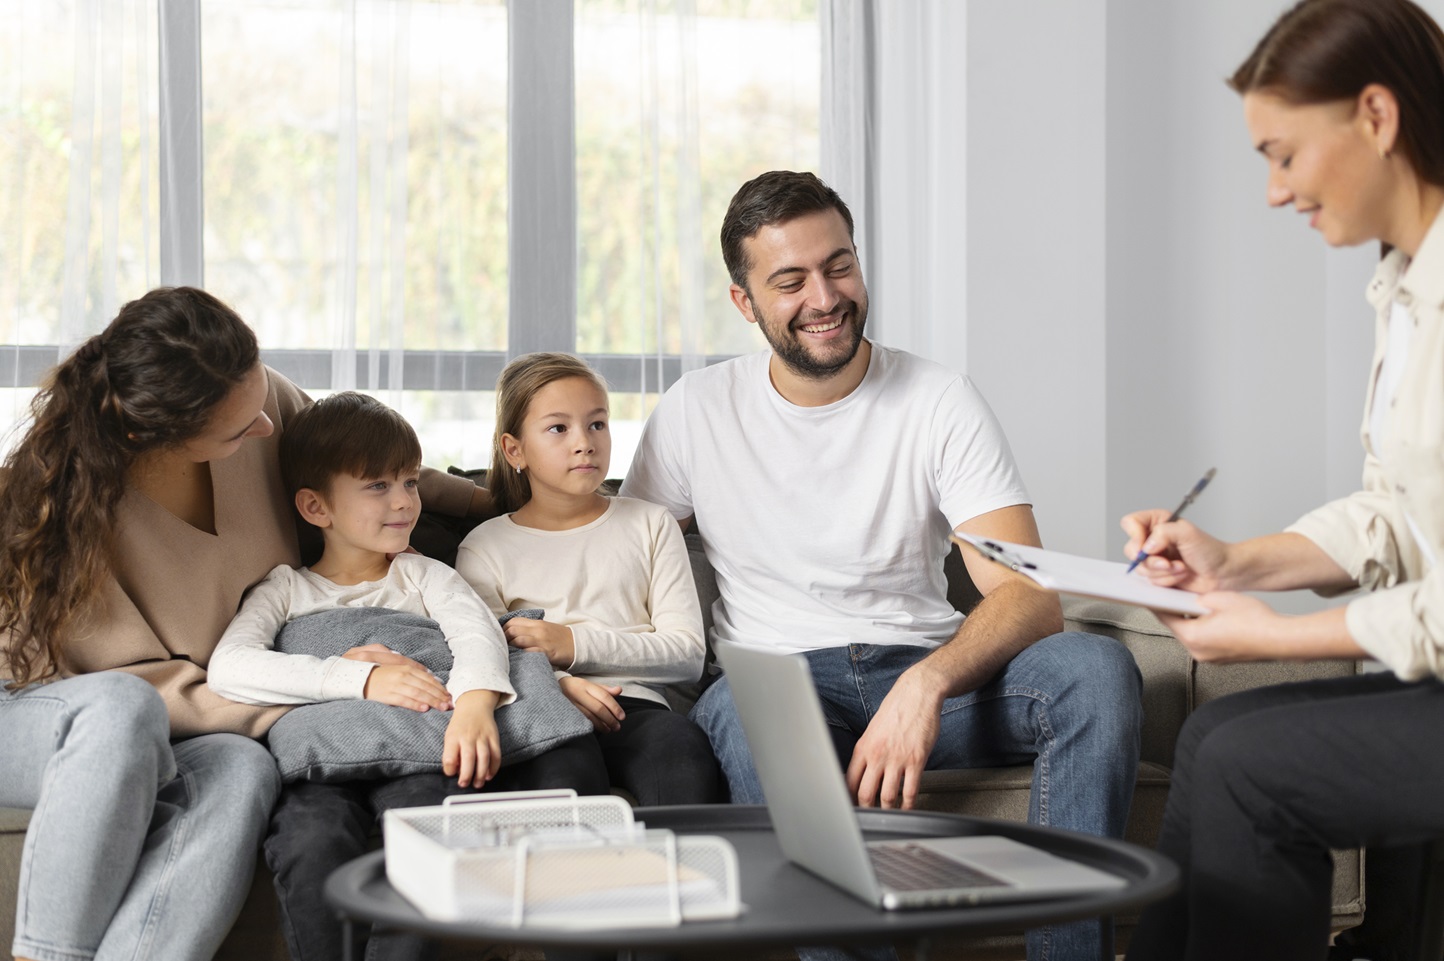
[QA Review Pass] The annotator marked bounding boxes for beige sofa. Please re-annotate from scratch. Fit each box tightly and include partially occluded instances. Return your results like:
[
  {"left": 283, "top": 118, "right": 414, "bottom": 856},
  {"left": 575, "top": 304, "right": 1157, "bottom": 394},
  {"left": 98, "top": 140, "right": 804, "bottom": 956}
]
[{"left": 1, "top": 533, "right": 1363, "bottom": 961}]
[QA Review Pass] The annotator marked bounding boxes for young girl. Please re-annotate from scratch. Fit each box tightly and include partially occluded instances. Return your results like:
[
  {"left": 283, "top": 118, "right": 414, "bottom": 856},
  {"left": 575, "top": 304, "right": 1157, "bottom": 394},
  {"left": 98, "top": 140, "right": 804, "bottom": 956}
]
[{"left": 457, "top": 352, "right": 720, "bottom": 805}]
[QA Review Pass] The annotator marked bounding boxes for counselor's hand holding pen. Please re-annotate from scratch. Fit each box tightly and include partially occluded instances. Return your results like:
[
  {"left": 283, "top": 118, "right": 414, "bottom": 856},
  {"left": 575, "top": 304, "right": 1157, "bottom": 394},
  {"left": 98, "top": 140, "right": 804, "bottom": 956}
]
[
  {"left": 1119, "top": 474, "right": 1359, "bottom": 664},
  {"left": 1119, "top": 500, "right": 1277, "bottom": 663}
]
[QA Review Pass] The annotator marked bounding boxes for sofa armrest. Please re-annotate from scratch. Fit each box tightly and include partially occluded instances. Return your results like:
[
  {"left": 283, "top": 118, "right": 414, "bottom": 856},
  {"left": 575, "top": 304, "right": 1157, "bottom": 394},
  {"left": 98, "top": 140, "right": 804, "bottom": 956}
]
[
  {"left": 1062, "top": 598, "right": 1191, "bottom": 768},
  {"left": 1191, "top": 657, "right": 1361, "bottom": 707},
  {"left": 1061, "top": 596, "right": 1364, "bottom": 768}
]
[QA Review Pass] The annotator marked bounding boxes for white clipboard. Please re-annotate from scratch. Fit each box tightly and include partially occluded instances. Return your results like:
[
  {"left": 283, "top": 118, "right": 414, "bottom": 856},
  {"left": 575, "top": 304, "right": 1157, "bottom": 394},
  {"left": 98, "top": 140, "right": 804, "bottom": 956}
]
[{"left": 951, "top": 533, "right": 1208, "bottom": 616}]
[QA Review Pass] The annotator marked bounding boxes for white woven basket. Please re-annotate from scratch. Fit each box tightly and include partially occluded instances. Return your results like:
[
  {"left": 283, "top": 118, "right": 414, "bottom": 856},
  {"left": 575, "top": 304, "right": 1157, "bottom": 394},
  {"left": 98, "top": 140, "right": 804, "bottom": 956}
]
[{"left": 383, "top": 790, "right": 740, "bottom": 928}]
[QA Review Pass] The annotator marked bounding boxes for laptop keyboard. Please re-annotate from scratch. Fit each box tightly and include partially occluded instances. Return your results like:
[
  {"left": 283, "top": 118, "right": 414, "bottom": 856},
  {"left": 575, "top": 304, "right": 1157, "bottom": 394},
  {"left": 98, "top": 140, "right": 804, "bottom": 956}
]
[{"left": 868, "top": 843, "right": 1011, "bottom": 892}]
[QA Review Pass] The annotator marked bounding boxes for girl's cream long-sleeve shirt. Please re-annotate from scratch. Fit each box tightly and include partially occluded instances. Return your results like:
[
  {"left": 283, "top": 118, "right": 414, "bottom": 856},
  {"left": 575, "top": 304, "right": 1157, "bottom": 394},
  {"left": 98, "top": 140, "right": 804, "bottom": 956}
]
[{"left": 455, "top": 496, "right": 705, "bottom": 707}]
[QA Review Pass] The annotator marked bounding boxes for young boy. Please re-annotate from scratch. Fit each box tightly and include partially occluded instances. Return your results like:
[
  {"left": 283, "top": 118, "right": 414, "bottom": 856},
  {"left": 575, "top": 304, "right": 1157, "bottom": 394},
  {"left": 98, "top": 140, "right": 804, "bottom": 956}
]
[{"left": 207, "top": 391, "right": 518, "bottom": 961}]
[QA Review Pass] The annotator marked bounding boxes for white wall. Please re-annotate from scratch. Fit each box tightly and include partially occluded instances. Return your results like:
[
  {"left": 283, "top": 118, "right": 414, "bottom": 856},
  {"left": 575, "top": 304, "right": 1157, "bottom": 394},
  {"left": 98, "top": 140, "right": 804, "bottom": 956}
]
[
  {"left": 964, "top": 1, "right": 1107, "bottom": 556},
  {"left": 941, "top": 0, "right": 1434, "bottom": 570}
]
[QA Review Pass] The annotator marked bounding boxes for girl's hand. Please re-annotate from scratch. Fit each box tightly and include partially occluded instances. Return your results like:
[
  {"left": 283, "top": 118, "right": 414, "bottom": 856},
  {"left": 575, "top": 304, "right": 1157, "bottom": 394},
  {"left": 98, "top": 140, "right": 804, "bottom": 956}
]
[
  {"left": 444, "top": 690, "right": 502, "bottom": 787},
  {"left": 505, "top": 618, "right": 576, "bottom": 668},
  {"left": 560, "top": 676, "right": 625, "bottom": 733},
  {"left": 1120, "top": 510, "right": 1233, "bottom": 592},
  {"left": 355, "top": 649, "right": 452, "bottom": 712},
  {"left": 1155, "top": 592, "right": 1285, "bottom": 662}
]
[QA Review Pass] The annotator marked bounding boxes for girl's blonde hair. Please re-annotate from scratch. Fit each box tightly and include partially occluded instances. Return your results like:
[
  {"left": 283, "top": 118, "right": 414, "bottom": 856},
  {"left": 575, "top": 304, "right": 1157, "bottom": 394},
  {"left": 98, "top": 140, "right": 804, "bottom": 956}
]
[{"left": 490, "top": 352, "right": 608, "bottom": 514}]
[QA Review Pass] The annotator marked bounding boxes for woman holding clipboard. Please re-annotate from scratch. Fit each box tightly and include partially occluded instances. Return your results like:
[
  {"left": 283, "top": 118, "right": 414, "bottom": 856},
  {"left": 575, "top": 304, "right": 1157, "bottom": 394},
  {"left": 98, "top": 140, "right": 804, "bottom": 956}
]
[{"left": 1122, "top": 1, "right": 1444, "bottom": 959}]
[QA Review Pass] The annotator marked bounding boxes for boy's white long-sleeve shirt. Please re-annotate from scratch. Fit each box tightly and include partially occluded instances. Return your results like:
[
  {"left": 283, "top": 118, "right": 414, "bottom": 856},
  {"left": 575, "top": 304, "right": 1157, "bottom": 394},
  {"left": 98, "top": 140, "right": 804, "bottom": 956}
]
[
  {"left": 455, "top": 496, "right": 704, "bottom": 707},
  {"left": 207, "top": 552, "right": 515, "bottom": 707}
]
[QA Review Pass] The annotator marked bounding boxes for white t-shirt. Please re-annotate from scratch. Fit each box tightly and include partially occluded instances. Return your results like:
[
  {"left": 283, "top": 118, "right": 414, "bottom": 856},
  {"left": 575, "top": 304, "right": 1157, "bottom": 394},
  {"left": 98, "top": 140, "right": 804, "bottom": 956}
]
[
  {"left": 208, "top": 553, "right": 516, "bottom": 707},
  {"left": 455, "top": 496, "right": 705, "bottom": 707},
  {"left": 620, "top": 344, "right": 1030, "bottom": 654}
]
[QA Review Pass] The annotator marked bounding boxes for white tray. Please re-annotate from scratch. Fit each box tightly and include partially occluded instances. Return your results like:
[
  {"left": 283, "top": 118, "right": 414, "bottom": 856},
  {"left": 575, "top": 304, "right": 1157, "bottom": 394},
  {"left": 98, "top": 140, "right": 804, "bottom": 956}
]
[{"left": 383, "top": 790, "right": 740, "bottom": 928}]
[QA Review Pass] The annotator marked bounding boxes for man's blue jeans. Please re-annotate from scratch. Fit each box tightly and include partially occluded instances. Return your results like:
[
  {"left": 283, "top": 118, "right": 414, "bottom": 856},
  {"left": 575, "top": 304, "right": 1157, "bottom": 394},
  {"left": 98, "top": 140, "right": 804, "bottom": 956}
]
[{"left": 690, "top": 632, "right": 1143, "bottom": 961}]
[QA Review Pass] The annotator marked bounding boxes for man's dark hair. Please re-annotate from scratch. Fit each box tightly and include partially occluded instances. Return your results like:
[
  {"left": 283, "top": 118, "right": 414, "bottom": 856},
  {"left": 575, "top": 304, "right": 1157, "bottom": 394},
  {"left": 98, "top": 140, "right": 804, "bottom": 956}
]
[
  {"left": 280, "top": 391, "right": 422, "bottom": 498},
  {"left": 720, "top": 171, "right": 856, "bottom": 289}
]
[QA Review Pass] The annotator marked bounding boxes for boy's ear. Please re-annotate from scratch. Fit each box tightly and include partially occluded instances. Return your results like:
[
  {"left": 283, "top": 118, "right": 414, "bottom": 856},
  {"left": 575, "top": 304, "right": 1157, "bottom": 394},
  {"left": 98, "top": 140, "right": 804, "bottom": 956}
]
[
  {"left": 294, "top": 488, "right": 333, "bottom": 529},
  {"left": 500, "top": 434, "right": 524, "bottom": 471}
]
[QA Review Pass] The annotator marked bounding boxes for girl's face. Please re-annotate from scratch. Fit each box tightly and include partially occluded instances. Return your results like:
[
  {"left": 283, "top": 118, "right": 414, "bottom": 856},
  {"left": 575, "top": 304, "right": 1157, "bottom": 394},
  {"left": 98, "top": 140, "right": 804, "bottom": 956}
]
[
  {"left": 178, "top": 363, "right": 274, "bottom": 463},
  {"left": 1242, "top": 89, "right": 1396, "bottom": 248},
  {"left": 502, "top": 376, "right": 611, "bottom": 503}
]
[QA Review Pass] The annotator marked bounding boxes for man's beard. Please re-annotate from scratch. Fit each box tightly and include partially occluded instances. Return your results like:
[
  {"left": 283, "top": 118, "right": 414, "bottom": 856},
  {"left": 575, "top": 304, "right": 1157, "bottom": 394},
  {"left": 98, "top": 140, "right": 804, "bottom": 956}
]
[{"left": 754, "top": 297, "right": 868, "bottom": 380}]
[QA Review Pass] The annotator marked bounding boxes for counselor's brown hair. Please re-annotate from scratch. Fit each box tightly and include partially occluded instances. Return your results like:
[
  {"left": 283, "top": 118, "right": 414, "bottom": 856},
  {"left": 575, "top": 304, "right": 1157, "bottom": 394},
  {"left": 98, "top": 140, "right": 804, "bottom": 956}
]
[{"left": 1229, "top": 0, "right": 1444, "bottom": 186}]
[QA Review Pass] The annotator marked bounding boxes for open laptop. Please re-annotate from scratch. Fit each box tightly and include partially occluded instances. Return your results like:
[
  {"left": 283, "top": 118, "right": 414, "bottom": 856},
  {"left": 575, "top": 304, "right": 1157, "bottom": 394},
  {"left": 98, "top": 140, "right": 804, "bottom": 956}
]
[{"left": 713, "top": 641, "right": 1127, "bottom": 910}]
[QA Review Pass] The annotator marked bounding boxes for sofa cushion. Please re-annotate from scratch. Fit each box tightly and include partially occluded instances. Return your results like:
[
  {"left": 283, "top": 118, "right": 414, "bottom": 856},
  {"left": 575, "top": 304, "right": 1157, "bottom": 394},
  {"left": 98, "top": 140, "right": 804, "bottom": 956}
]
[
  {"left": 266, "top": 607, "right": 592, "bottom": 782},
  {"left": 1060, "top": 598, "right": 1189, "bottom": 768}
]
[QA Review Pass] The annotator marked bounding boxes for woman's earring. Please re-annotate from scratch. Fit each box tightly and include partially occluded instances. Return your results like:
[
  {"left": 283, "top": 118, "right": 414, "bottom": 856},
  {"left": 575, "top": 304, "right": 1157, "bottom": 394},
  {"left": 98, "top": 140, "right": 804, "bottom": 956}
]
[{"left": 515, "top": 465, "right": 522, "bottom": 474}]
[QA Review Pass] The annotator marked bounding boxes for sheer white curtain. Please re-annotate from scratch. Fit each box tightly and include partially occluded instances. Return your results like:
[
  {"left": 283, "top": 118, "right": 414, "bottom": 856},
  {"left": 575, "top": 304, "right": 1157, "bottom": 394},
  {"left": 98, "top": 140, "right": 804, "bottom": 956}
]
[
  {"left": 821, "top": 0, "right": 967, "bottom": 370},
  {"left": 59, "top": 0, "right": 157, "bottom": 347},
  {"left": 295, "top": 0, "right": 710, "bottom": 405},
  {"left": 332, "top": 0, "right": 412, "bottom": 399},
  {"left": 0, "top": 0, "right": 156, "bottom": 442},
  {"left": 632, "top": 0, "right": 706, "bottom": 395},
  {"left": 3, "top": 0, "right": 806, "bottom": 464}
]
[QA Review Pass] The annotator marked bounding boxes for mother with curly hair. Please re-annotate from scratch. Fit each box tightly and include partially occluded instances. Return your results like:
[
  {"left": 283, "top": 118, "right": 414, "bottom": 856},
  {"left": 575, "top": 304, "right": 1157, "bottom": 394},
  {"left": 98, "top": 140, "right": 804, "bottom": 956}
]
[{"left": 0, "top": 287, "right": 490, "bottom": 961}]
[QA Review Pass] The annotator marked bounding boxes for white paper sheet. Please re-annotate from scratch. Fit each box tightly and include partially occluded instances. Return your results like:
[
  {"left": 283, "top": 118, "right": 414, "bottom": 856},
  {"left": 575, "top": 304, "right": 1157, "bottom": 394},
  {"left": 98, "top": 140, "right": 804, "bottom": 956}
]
[{"left": 952, "top": 534, "right": 1208, "bottom": 616}]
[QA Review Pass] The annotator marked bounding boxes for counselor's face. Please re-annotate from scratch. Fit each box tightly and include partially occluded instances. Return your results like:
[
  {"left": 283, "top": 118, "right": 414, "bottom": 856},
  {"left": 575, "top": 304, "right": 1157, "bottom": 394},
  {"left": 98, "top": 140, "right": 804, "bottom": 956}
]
[
  {"left": 730, "top": 208, "right": 869, "bottom": 380},
  {"left": 1242, "top": 91, "right": 1394, "bottom": 248}
]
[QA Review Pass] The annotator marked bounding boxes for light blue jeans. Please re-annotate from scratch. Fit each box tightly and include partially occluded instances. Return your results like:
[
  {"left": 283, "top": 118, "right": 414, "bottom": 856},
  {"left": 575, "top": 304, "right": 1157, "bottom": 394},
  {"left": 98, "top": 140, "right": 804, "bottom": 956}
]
[
  {"left": 0, "top": 672, "right": 281, "bottom": 961},
  {"left": 690, "top": 633, "right": 1144, "bottom": 961}
]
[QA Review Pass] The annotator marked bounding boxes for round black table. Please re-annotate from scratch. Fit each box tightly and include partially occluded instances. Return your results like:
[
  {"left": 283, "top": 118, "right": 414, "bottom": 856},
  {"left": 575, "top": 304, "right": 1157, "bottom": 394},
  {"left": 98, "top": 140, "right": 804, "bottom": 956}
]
[{"left": 325, "top": 805, "right": 1178, "bottom": 959}]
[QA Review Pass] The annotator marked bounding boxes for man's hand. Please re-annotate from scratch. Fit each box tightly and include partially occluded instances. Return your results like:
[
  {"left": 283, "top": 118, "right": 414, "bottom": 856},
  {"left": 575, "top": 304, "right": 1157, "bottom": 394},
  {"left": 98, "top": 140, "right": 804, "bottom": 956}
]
[
  {"left": 560, "top": 676, "right": 626, "bottom": 733},
  {"left": 347, "top": 644, "right": 452, "bottom": 711},
  {"left": 846, "top": 666, "right": 944, "bottom": 810},
  {"left": 505, "top": 618, "right": 576, "bottom": 668},
  {"left": 444, "top": 690, "right": 502, "bottom": 787}
]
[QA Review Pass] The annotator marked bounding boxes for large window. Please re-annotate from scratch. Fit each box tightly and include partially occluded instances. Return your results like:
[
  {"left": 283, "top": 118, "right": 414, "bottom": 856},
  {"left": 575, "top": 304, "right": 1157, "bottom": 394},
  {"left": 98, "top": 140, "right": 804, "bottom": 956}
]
[{"left": 2, "top": 0, "right": 818, "bottom": 473}]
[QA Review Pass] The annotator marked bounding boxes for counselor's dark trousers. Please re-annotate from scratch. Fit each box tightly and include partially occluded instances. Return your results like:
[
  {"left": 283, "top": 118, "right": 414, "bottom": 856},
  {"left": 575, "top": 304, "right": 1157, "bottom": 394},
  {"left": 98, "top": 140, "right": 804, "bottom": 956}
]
[
  {"left": 265, "top": 736, "right": 611, "bottom": 961},
  {"left": 1126, "top": 672, "right": 1444, "bottom": 961}
]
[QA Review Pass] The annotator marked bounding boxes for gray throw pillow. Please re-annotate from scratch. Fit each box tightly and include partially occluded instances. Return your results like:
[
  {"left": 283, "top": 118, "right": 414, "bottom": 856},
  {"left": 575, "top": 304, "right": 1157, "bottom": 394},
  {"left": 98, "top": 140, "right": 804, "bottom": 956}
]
[{"left": 264, "top": 607, "right": 592, "bottom": 783}]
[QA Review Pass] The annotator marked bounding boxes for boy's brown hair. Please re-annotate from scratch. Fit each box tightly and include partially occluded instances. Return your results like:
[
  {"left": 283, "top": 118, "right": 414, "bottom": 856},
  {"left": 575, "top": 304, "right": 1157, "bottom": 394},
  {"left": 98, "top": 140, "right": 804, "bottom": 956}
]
[{"left": 280, "top": 391, "right": 422, "bottom": 499}]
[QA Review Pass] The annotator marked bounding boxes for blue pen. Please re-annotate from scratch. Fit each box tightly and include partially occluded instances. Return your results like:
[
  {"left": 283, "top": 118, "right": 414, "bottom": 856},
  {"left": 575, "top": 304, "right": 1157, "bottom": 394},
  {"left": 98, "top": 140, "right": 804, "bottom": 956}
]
[{"left": 1126, "top": 468, "right": 1217, "bottom": 574}]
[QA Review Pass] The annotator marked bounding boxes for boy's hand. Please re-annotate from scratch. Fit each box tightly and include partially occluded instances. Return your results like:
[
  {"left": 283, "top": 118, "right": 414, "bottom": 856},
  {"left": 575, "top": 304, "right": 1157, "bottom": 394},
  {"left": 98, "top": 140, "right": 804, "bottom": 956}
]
[
  {"left": 560, "top": 676, "right": 625, "bottom": 733},
  {"left": 343, "top": 643, "right": 426, "bottom": 667},
  {"left": 349, "top": 645, "right": 452, "bottom": 712},
  {"left": 444, "top": 690, "right": 502, "bottom": 788},
  {"left": 504, "top": 618, "right": 575, "bottom": 667}
]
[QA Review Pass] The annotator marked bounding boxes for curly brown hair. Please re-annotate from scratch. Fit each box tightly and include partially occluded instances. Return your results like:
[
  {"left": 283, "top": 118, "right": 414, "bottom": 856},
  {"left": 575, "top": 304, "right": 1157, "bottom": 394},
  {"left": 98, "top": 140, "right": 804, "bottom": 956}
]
[{"left": 0, "top": 287, "right": 259, "bottom": 688}]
